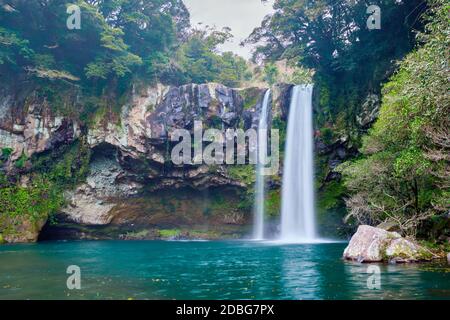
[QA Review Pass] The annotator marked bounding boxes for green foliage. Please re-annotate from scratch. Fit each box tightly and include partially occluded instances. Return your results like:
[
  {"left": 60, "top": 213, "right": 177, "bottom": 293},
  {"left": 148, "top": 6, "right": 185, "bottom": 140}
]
[
  {"left": 32, "top": 140, "right": 91, "bottom": 187},
  {"left": 15, "top": 152, "right": 27, "bottom": 169},
  {"left": 159, "top": 229, "right": 181, "bottom": 238},
  {"left": 0, "top": 140, "right": 91, "bottom": 237},
  {"left": 0, "top": 176, "right": 63, "bottom": 223},
  {"left": 125, "top": 230, "right": 150, "bottom": 239},
  {"left": 0, "top": 0, "right": 189, "bottom": 84},
  {"left": 0, "top": 27, "right": 34, "bottom": 65},
  {"left": 319, "top": 127, "right": 335, "bottom": 145},
  {"left": 247, "top": 0, "right": 426, "bottom": 131},
  {"left": 338, "top": 0, "right": 449, "bottom": 238},
  {"left": 272, "top": 116, "right": 287, "bottom": 153},
  {"left": 1, "top": 148, "right": 13, "bottom": 159},
  {"left": 227, "top": 165, "right": 255, "bottom": 186},
  {"left": 240, "top": 87, "right": 261, "bottom": 111},
  {"left": 265, "top": 189, "right": 281, "bottom": 217},
  {"left": 263, "top": 63, "right": 279, "bottom": 86},
  {"left": 394, "top": 147, "right": 431, "bottom": 177},
  {"left": 289, "top": 68, "right": 314, "bottom": 84},
  {"left": 175, "top": 28, "right": 251, "bottom": 87},
  {"left": 317, "top": 181, "right": 346, "bottom": 212},
  {"left": 0, "top": 174, "right": 65, "bottom": 238}
]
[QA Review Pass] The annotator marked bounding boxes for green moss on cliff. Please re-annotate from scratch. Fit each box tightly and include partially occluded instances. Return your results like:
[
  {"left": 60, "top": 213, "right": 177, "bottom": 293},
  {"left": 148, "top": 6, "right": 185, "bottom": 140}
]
[
  {"left": 272, "top": 116, "right": 287, "bottom": 154},
  {"left": 227, "top": 165, "right": 255, "bottom": 186},
  {"left": 265, "top": 189, "right": 281, "bottom": 217},
  {"left": 0, "top": 175, "right": 64, "bottom": 240},
  {"left": 0, "top": 140, "right": 91, "bottom": 242},
  {"left": 317, "top": 181, "right": 345, "bottom": 212},
  {"left": 159, "top": 229, "right": 181, "bottom": 238},
  {"left": 240, "top": 87, "right": 261, "bottom": 110}
]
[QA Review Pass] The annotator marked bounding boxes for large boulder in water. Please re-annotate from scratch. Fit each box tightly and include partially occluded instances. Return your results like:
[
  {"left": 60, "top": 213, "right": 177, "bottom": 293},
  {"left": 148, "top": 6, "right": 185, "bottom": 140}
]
[{"left": 343, "top": 225, "right": 436, "bottom": 263}]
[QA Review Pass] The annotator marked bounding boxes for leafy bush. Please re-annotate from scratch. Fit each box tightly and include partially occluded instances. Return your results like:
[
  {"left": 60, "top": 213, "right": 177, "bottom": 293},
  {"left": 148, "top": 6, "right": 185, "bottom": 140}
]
[
  {"left": 338, "top": 0, "right": 449, "bottom": 238},
  {"left": 0, "top": 140, "right": 91, "bottom": 238},
  {"left": 175, "top": 28, "right": 251, "bottom": 87}
]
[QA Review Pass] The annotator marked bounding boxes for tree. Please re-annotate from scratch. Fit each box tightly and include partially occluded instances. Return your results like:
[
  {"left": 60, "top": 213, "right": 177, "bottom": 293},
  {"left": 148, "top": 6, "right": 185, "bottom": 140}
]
[
  {"left": 246, "top": 0, "right": 427, "bottom": 126},
  {"left": 0, "top": 0, "right": 189, "bottom": 83},
  {"left": 175, "top": 27, "right": 251, "bottom": 87},
  {"left": 263, "top": 62, "right": 279, "bottom": 85},
  {"left": 338, "top": 0, "right": 449, "bottom": 238}
]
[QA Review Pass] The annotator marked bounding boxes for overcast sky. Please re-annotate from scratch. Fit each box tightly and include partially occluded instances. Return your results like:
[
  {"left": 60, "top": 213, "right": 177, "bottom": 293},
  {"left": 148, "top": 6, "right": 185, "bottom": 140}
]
[{"left": 183, "top": 0, "right": 275, "bottom": 59}]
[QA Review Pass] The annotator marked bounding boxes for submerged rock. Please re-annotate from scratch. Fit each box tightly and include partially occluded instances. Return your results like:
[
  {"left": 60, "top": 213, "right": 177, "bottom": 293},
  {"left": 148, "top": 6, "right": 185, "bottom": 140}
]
[
  {"left": 343, "top": 225, "right": 435, "bottom": 263},
  {"left": 447, "top": 253, "right": 450, "bottom": 264}
]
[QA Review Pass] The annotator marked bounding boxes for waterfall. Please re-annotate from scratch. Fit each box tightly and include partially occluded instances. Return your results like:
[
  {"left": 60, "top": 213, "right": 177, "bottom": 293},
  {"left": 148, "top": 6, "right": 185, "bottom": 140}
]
[
  {"left": 280, "top": 85, "right": 317, "bottom": 242},
  {"left": 253, "top": 89, "right": 271, "bottom": 240}
]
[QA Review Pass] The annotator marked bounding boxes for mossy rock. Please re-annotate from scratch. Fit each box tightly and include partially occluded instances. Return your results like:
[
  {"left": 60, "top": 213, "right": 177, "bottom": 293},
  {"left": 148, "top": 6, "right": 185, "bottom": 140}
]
[
  {"left": 227, "top": 165, "right": 256, "bottom": 186},
  {"left": 344, "top": 225, "right": 439, "bottom": 263},
  {"left": 159, "top": 229, "right": 181, "bottom": 238},
  {"left": 239, "top": 87, "right": 264, "bottom": 110}
]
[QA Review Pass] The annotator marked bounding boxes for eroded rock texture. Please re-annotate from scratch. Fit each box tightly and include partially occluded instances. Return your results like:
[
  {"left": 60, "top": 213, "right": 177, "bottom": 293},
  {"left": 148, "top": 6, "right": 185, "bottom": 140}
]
[
  {"left": 1, "top": 83, "right": 287, "bottom": 242},
  {"left": 343, "top": 225, "right": 436, "bottom": 263}
]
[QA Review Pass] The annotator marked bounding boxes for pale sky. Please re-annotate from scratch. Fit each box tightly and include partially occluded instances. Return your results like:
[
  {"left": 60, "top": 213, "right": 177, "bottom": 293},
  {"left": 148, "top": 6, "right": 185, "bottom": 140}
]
[{"left": 183, "top": 0, "right": 275, "bottom": 59}]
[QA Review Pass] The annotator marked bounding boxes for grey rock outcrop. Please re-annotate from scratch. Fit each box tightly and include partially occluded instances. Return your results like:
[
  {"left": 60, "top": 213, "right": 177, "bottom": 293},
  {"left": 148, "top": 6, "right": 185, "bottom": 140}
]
[
  {"left": 344, "top": 225, "right": 436, "bottom": 263},
  {"left": 356, "top": 93, "right": 380, "bottom": 128}
]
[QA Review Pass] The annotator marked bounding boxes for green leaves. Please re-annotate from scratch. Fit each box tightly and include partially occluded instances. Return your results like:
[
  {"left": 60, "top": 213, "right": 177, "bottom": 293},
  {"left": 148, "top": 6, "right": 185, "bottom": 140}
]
[
  {"left": 0, "top": 0, "right": 189, "bottom": 84},
  {"left": 394, "top": 147, "right": 431, "bottom": 178},
  {"left": 0, "top": 176, "right": 63, "bottom": 225},
  {"left": 339, "top": 0, "right": 449, "bottom": 237},
  {"left": 263, "top": 63, "right": 279, "bottom": 86},
  {"left": 0, "top": 27, "right": 34, "bottom": 65},
  {"left": 175, "top": 29, "right": 251, "bottom": 87}
]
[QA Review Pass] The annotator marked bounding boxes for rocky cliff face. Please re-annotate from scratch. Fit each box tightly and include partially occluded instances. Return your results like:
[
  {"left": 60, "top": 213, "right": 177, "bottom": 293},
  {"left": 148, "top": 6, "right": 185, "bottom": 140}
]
[
  {"left": 0, "top": 82, "right": 290, "bottom": 242},
  {"left": 0, "top": 81, "right": 380, "bottom": 243}
]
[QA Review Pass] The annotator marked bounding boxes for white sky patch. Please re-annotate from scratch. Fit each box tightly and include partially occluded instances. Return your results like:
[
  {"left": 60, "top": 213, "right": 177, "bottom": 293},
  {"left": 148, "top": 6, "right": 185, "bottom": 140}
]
[{"left": 184, "top": 0, "right": 275, "bottom": 59}]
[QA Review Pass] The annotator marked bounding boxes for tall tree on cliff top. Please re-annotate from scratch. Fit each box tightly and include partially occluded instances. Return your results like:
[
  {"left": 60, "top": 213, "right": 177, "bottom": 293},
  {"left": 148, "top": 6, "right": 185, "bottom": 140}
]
[{"left": 246, "top": 0, "right": 427, "bottom": 126}]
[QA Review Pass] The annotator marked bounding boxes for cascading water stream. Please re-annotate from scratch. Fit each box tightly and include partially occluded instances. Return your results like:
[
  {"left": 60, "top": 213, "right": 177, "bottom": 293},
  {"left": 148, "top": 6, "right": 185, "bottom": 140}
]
[
  {"left": 253, "top": 89, "right": 271, "bottom": 240},
  {"left": 280, "top": 85, "right": 317, "bottom": 242}
]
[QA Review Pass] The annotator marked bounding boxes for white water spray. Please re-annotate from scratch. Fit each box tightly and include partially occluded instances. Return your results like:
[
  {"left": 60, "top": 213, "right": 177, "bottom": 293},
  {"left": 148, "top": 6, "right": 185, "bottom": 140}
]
[
  {"left": 253, "top": 89, "right": 271, "bottom": 240},
  {"left": 280, "top": 85, "right": 317, "bottom": 242}
]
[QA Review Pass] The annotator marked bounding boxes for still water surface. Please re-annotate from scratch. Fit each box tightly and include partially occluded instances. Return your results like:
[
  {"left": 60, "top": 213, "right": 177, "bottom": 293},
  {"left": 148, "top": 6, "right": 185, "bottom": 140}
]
[{"left": 0, "top": 241, "right": 449, "bottom": 300}]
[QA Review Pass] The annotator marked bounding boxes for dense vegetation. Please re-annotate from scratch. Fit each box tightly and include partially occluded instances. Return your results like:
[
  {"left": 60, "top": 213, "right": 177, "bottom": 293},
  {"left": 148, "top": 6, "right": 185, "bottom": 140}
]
[
  {"left": 0, "top": 0, "right": 448, "bottom": 243},
  {"left": 0, "top": 141, "right": 90, "bottom": 241},
  {"left": 249, "top": 0, "right": 448, "bottom": 241},
  {"left": 0, "top": 0, "right": 252, "bottom": 94},
  {"left": 338, "top": 0, "right": 449, "bottom": 239},
  {"left": 0, "top": 0, "right": 187, "bottom": 83},
  {"left": 0, "top": 0, "right": 257, "bottom": 239},
  {"left": 247, "top": 0, "right": 427, "bottom": 129},
  {"left": 175, "top": 28, "right": 252, "bottom": 87}
]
